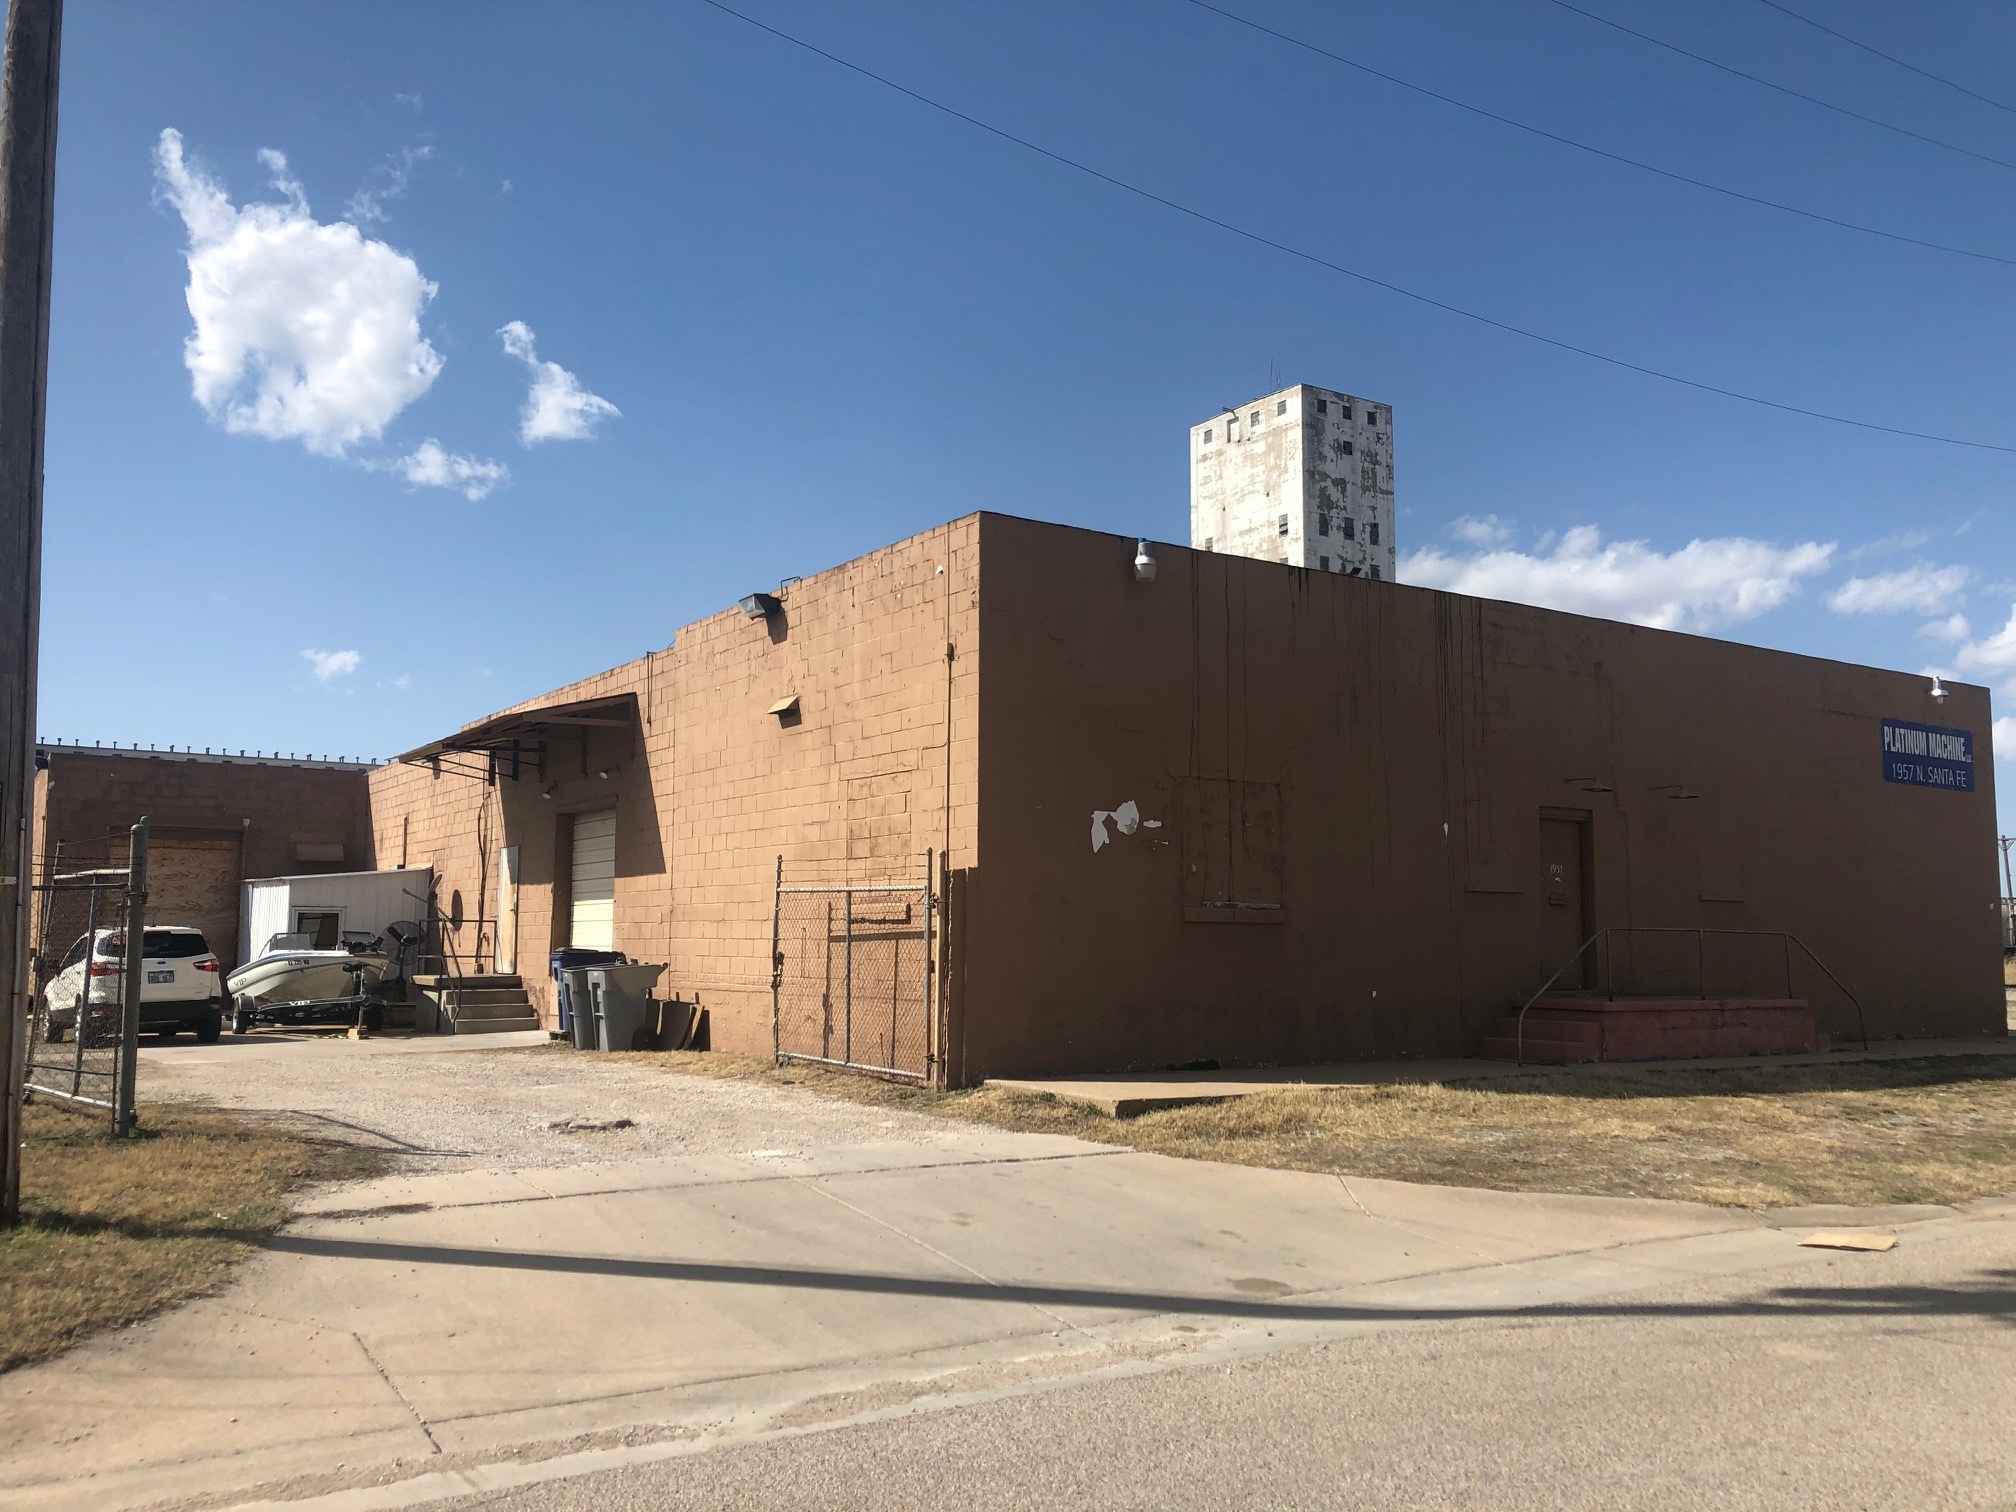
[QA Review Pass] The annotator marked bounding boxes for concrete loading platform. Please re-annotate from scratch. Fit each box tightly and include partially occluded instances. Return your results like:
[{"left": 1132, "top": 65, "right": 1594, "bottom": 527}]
[
  {"left": 1478, "top": 996, "right": 1824, "bottom": 1064},
  {"left": 982, "top": 1036, "right": 2015, "bottom": 1117}
]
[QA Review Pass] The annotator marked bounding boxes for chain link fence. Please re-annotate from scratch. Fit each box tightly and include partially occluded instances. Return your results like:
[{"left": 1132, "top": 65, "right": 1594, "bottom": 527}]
[
  {"left": 772, "top": 853, "right": 935, "bottom": 1081},
  {"left": 24, "top": 824, "right": 146, "bottom": 1132}
]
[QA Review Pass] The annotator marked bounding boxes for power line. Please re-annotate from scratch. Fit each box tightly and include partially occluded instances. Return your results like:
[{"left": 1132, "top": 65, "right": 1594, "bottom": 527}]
[
  {"left": 1538, "top": 0, "right": 2016, "bottom": 174},
  {"left": 690, "top": 0, "right": 2016, "bottom": 455},
  {"left": 1752, "top": 0, "right": 2016, "bottom": 118},
  {"left": 1182, "top": 0, "right": 2014, "bottom": 268}
]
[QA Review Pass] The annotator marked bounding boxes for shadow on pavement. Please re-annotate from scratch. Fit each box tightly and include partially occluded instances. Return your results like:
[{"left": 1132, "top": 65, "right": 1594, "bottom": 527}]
[{"left": 262, "top": 1233, "right": 2016, "bottom": 1326}]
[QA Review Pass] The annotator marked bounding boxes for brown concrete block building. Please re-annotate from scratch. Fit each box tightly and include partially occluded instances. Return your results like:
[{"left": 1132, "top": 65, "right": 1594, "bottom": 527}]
[
  {"left": 372, "top": 512, "right": 2005, "bottom": 1085},
  {"left": 32, "top": 746, "right": 377, "bottom": 970}
]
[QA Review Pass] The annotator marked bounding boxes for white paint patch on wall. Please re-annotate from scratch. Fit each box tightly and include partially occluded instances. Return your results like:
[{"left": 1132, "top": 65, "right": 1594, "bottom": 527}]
[{"left": 1090, "top": 800, "right": 1160, "bottom": 853}]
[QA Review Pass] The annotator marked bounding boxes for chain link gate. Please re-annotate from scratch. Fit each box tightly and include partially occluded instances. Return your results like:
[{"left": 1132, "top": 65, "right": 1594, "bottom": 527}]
[
  {"left": 771, "top": 852, "right": 935, "bottom": 1081},
  {"left": 24, "top": 821, "right": 148, "bottom": 1132}
]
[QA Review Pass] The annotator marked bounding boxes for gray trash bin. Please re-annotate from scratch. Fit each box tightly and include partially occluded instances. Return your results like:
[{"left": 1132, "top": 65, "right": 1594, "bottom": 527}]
[
  {"left": 560, "top": 967, "right": 603, "bottom": 1050},
  {"left": 587, "top": 963, "right": 666, "bottom": 1052}
]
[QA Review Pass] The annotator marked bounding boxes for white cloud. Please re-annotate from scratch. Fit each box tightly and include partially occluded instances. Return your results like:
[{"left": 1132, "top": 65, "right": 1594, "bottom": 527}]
[
  {"left": 1844, "top": 529, "right": 1932, "bottom": 561},
  {"left": 1955, "top": 604, "right": 2016, "bottom": 681},
  {"left": 1400, "top": 526, "right": 1835, "bottom": 632},
  {"left": 1996, "top": 717, "right": 2016, "bottom": 761},
  {"left": 1449, "top": 514, "right": 1514, "bottom": 549},
  {"left": 384, "top": 440, "right": 509, "bottom": 500},
  {"left": 499, "top": 320, "right": 619, "bottom": 443},
  {"left": 154, "top": 128, "right": 443, "bottom": 457},
  {"left": 301, "top": 648, "right": 360, "bottom": 680},
  {"left": 391, "top": 673, "right": 412, "bottom": 690},
  {"left": 1917, "top": 613, "right": 1971, "bottom": 644},
  {"left": 346, "top": 144, "right": 433, "bottom": 225},
  {"left": 1827, "top": 563, "right": 1970, "bottom": 616}
]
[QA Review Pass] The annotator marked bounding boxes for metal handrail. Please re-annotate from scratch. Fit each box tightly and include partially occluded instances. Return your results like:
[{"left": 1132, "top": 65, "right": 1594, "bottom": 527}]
[{"left": 1514, "top": 927, "right": 1869, "bottom": 1063}]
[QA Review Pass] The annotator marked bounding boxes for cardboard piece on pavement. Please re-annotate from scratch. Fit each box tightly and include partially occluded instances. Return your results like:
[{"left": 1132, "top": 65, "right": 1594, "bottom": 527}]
[{"left": 1798, "top": 1230, "right": 1898, "bottom": 1252}]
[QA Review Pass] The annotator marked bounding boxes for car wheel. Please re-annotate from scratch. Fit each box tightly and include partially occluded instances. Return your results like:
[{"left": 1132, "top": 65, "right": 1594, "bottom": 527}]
[{"left": 196, "top": 1010, "right": 222, "bottom": 1044}]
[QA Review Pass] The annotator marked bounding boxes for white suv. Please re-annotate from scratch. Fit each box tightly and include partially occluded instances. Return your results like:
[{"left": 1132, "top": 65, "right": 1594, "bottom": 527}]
[{"left": 42, "top": 926, "right": 225, "bottom": 1043}]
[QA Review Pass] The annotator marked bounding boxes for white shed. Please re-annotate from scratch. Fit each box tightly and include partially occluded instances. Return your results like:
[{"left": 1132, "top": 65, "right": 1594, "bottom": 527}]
[{"left": 240, "top": 867, "right": 433, "bottom": 961}]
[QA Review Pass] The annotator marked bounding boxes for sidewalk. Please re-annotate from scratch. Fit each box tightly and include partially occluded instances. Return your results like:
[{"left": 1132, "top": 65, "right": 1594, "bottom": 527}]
[{"left": 0, "top": 1114, "right": 1980, "bottom": 1512}]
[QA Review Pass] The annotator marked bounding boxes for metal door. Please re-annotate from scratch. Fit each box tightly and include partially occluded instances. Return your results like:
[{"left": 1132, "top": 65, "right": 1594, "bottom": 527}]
[
  {"left": 569, "top": 811, "right": 616, "bottom": 951},
  {"left": 1539, "top": 814, "right": 1592, "bottom": 987},
  {"left": 494, "top": 845, "right": 520, "bottom": 973}
]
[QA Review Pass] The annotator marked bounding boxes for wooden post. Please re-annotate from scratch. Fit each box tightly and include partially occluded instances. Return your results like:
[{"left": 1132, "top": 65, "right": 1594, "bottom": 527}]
[{"left": 0, "top": 0, "right": 63, "bottom": 1222}]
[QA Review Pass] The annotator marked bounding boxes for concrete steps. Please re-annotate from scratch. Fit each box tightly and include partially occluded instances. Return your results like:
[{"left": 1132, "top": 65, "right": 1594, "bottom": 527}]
[
  {"left": 412, "top": 974, "right": 542, "bottom": 1035},
  {"left": 1482, "top": 996, "right": 1823, "bottom": 1064}
]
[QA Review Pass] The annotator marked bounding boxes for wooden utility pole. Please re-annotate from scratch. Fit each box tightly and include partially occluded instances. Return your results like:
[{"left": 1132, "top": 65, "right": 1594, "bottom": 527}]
[{"left": 0, "top": 0, "right": 63, "bottom": 1225}]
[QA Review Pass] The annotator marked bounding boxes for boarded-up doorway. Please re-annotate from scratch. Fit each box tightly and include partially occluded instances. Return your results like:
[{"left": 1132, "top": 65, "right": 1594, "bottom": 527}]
[
  {"left": 568, "top": 811, "right": 616, "bottom": 951},
  {"left": 495, "top": 845, "right": 520, "bottom": 973},
  {"left": 144, "top": 833, "right": 244, "bottom": 970},
  {"left": 1538, "top": 810, "right": 1593, "bottom": 988}
]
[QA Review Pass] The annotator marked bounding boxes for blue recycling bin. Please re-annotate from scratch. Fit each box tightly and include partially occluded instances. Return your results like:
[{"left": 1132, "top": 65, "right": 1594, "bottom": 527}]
[{"left": 551, "top": 947, "right": 625, "bottom": 1044}]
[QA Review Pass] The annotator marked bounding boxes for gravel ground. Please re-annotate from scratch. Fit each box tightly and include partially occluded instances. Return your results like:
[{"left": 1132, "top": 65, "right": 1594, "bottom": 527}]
[{"left": 137, "top": 1034, "right": 949, "bottom": 1172}]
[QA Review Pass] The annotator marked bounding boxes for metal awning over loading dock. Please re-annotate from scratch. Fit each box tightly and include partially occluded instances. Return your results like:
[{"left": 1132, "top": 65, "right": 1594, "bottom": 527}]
[{"left": 395, "top": 694, "right": 640, "bottom": 783}]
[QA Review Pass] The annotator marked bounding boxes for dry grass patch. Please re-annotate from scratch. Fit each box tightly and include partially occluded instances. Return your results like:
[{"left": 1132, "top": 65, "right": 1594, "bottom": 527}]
[
  {"left": 0, "top": 1100, "right": 388, "bottom": 1373},
  {"left": 635, "top": 1050, "right": 2016, "bottom": 1209}
]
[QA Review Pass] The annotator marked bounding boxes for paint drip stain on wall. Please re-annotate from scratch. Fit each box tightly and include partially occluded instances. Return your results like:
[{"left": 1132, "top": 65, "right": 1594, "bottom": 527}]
[{"left": 1091, "top": 799, "right": 1162, "bottom": 852}]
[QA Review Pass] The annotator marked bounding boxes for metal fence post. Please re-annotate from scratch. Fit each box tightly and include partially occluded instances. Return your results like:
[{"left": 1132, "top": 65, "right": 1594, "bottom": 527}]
[
  {"left": 115, "top": 816, "right": 145, "bottom": 1136},
  {"left": 842, "top": 885, "right": 853, "bottom": 1069},
  {"left": 69, "top": 871, "right": 93, "bottom": 1095},
  {"left": 769, "top": 854, "right": 782, "bottom": 1062},
  {"left": 922, "top": 849, "right": 934, "bottom": 1084}
]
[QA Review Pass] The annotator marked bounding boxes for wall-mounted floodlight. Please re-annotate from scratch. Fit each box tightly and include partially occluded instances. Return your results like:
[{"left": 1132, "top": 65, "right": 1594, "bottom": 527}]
[
  {"left": 738, "top": 592, "right": 781, "bottom": 620},
  {"left": 1650, "top": 783, "right": 1700, "bottom": 800},
  {"left": 1133, "top": 539, "right": 1158, "bottom": 582},
  {"left": 1564, "top": 776, "right": 1614, "bottom": 794},
  {"left": 1930, "top": 675, "right": 1950, "bottom": 703}
]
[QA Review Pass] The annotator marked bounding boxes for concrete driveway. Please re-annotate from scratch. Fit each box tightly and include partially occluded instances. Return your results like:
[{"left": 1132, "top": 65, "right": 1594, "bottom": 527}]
[{"left": 2, "top": 1036, "right": 2006, "bottom": 1511}]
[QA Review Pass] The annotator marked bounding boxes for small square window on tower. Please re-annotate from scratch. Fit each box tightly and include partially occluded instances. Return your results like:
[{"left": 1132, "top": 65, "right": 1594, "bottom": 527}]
[
  {"left": 1203, "top": 537, "right": 1213, "bottom": 551},
  {"left": 1278, "top": 515, "right": 1289, "bottom": 535},
  {"left": 1319, "top": 555, "right": 1329, "bottom": 571},
  {"left": 1341, "top": 439, "right": 1354, "bottom": 456},
  {"left": 1316, "top": 398, "right": 1328, "bottom": 415},
  {"left": 1371, "top": 564, "right": 1382, "bottom": 580},
  {"left": 1276, "top": 399, "right": 1287, "bottom": 415},
  {"left": 1317, "top": 514, "right": 1329, "bottom": 537},
  {"left": 1341, "top": 404, "right": 1354, "bottom": 421},
  {"left": 1342, "top": 518, "right": 1356, "bottom": 540},
  {"left": 1367, "top": 410, "right": 1380, "bottom": 426},
  {"left": 1250, "top": 410, "right": 1261, "bottom": 425},
  {"left": 1368, "top": 521, "right": 1380, "bottom": 545},
  {"left": 1202, "top": 428, "right": 1213, "bottom": 443}
]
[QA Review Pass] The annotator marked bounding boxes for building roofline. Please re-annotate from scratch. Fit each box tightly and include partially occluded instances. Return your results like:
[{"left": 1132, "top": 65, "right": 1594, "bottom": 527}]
[{"left": 36, "top": 741, "right": 380, "bottom": 771}]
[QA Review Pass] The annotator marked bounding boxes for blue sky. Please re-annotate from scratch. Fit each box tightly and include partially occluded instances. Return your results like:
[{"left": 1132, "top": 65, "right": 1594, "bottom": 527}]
[{"left": 32, "top": 0, "right": 2016, "bottom": 827}]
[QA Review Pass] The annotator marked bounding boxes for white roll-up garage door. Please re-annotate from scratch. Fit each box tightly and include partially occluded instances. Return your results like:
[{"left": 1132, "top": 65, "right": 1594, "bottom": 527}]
[{"left": 568, "top": 811, "right": 617, "bottom": 951}]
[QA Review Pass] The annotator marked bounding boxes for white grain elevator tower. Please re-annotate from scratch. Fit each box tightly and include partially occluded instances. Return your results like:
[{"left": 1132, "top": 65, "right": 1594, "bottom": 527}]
[{"left": 1189, "top": 384, "right": 1395, "bottom": 579}]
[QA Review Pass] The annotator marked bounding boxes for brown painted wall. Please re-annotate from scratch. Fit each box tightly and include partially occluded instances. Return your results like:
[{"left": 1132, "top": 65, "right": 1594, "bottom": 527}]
[
  {"left": 958, "top": 514, "right": 2004, "bottom": 1080},
  {"left": 370, "top": 518, "right": 982, "bottom": 1049},
  {"left": 31, "top": 749, "right": 376, "bottom": 969}
]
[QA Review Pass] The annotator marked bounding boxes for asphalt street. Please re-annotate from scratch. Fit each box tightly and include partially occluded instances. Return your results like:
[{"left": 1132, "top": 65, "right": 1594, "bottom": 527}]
[{"left": 456, "top": 1218, "right": 2016, "bottom": 1512}]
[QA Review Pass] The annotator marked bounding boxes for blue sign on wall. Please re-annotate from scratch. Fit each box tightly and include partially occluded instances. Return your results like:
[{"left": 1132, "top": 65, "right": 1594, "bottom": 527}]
[{"left": 1880, "top": 718, "right": 1974, "bottom": 792}]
